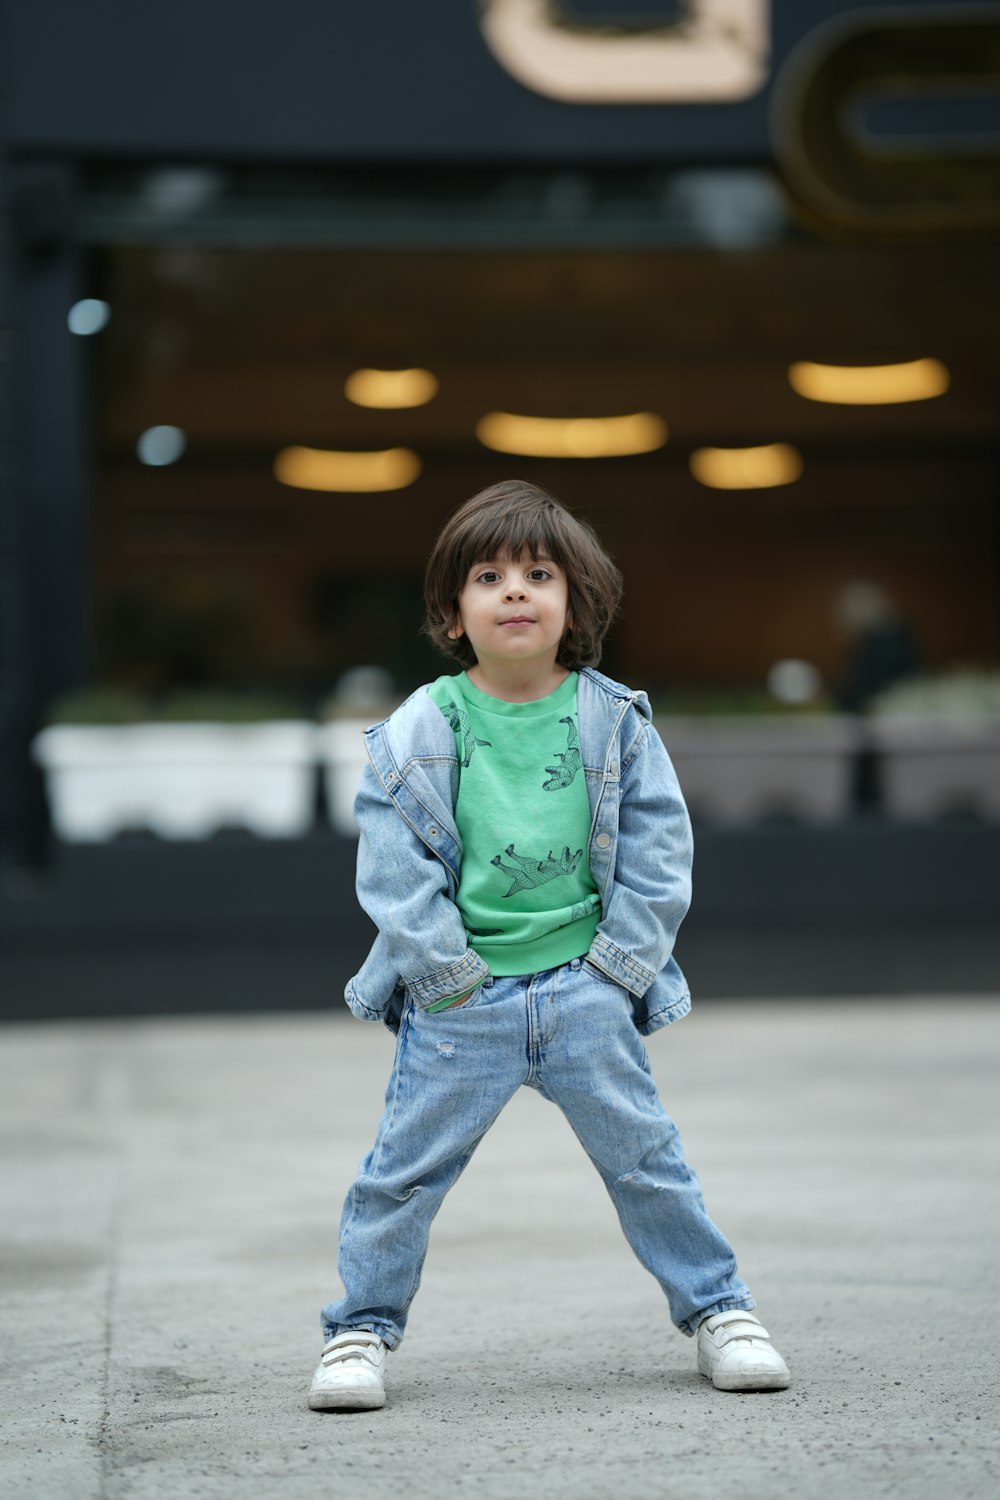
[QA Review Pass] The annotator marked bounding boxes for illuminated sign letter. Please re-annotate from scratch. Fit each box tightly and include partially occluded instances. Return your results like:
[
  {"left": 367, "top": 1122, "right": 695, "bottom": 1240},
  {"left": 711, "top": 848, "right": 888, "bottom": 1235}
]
[
  {"left": 771, "top": 4, "right": 1000, "bottom": 235},
  {"left": 479, "top": 0, "right": 770, "bottom": 103}
]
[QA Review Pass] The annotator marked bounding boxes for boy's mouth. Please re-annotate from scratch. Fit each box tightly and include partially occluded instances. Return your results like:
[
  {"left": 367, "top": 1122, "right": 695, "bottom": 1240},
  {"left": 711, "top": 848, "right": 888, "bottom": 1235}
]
[{"left": 500, "top": 616, "right": 535, "bottom": 626}]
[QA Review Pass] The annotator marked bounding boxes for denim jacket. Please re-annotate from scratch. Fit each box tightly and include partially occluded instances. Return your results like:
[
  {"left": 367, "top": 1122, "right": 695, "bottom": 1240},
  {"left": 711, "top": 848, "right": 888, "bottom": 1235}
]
[{"left": 344, "top": 666, "right": 693, "bottom": 1037}]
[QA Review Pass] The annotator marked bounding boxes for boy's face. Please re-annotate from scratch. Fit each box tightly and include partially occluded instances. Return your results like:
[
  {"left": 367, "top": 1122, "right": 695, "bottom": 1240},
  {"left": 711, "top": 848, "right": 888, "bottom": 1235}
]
[{"left": 449, "top": 551, "right": 570, "bottom": 672}]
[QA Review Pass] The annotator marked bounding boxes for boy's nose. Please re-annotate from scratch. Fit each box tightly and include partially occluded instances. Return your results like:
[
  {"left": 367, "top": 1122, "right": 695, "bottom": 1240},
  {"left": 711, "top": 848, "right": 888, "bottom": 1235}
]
[{"left": 504, "top": 582, "right": 528, "bottom": 600}]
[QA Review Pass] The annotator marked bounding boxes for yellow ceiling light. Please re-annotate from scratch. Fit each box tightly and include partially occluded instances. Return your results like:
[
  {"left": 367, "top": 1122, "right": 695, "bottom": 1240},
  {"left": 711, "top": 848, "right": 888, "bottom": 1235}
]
[
  {"left": 345, "top": 367, "right": 439, "bottom": 409},
  {"left": 274, "top": 446, "right": 421, "bottom": 493},
  {"left": 788, "top": 358, "right": 950, "bottom": 405},
  {"left": 476, "top": 411, "right": 667, "bottom": 458},
  {"left": 690, "top": 443, "right": 803, "bottom": 490}
]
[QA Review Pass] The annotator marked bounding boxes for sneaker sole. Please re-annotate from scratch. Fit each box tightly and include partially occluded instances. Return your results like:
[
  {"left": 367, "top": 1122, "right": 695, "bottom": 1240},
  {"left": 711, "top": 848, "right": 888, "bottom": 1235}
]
[
  {"left": 703, "top": 1367, "right": 791, "bottom": 1392},
  {"left": 308, "top": 1388, "right": 386, "bottom": 1412}
]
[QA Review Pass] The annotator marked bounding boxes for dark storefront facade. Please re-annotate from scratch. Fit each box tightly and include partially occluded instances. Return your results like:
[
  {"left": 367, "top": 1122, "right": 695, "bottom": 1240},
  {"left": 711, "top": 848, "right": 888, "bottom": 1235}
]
[{"left": 2, "top": 2, "right": 999, "bottom": 1014}]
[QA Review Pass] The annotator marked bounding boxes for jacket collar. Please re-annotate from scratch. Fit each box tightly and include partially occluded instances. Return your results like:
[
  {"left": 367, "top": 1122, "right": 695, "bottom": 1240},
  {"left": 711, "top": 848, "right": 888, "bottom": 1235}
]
[
  {"left": 364, "top": 665, "right": 648, "bottom": 795},
  {"left": 578, "top": 665, "right": 651, "bottom": 722}
]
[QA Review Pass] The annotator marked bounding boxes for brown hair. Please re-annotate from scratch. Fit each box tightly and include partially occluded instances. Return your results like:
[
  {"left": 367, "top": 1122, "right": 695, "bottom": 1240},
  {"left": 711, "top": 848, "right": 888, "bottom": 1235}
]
[{"left": 424, "top": 480, "right": 623, "bottom": 669}]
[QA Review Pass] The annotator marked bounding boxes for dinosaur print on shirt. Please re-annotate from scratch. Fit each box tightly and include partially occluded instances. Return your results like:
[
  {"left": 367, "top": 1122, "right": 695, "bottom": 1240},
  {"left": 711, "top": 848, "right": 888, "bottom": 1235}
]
[
  {"left": 490, "top": 843, "right": 583, "bottom": 897},
  {"left": 552, "top": 896, "right": 601, "bottom": 932},
  {"left": 440, "top": 702, "right": 491, "bottom": 767},
  {"left": 543, "top": 716, "right": 582, "bottom": 791}
]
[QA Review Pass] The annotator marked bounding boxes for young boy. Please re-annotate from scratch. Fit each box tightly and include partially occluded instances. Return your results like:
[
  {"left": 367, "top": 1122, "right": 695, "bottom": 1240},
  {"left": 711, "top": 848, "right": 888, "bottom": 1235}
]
[{"left": 309, "top": 480, "right": 789, "bottom": 1410}]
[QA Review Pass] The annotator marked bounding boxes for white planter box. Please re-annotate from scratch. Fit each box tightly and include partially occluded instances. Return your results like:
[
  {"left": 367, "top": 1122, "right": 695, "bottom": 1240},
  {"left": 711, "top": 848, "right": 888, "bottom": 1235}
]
[
  {"left": 868, "top": 717, "right": 1000, "bottom": 821},
  {"left": 655, "top": 715, "right": 859, "bottom": 825},
  {"left": 315, "top": 721, "right": 370, "bottom": 837},
  {"left": 33, "top": 722, "right": 317, "bottom": 841}
]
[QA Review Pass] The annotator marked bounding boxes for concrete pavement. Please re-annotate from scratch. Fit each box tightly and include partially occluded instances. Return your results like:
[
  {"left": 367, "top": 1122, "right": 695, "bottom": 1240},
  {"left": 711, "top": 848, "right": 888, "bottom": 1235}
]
[{"left": 2, "top": 997, "right": 998, "bottom": 1499}]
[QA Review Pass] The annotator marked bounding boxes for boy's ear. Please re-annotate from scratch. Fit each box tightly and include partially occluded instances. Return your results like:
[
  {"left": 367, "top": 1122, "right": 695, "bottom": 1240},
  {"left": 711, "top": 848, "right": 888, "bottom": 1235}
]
[{"left": 447, "top": 614, "right": 464, "bottom": 641}]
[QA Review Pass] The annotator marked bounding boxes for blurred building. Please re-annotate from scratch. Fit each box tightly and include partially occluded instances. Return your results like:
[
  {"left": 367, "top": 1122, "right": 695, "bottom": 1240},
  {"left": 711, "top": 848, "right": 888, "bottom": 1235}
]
[{"left": 1, "top": 1, "right": 999, "bottom": 1012}]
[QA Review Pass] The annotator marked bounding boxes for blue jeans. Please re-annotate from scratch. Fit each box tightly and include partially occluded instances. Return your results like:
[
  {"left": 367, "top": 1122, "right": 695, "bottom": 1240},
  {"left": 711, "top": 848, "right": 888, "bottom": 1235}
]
[{"left": 322, "top": 960, "right": 754, "bottom": 1349}]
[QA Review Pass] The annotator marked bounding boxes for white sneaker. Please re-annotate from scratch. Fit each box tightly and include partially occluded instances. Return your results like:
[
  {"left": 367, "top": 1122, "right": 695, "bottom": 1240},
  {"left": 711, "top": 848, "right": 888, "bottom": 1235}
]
[
  {"left": 697, "top": 1310, "right": 791, "bottom": 1391},
  {"left": 308, "top": 1329, "right": 388, "bottom": 1411}
]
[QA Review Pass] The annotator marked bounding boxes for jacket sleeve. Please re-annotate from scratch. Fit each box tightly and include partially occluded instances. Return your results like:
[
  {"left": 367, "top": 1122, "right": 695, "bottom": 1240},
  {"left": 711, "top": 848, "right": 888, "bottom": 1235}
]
[
  {"left": 587, "top": 720, "right": 693, "bottom": 998},
  {"left": 352, "top": 763, "right": 490, "bottom": 1007}
]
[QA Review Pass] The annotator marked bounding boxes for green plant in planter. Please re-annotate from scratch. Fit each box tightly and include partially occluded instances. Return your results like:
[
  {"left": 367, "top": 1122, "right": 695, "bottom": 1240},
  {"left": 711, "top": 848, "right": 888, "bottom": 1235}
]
[
  {"left": 44, "top": 685, "right": 301, "bottom": 725},
  {"left": 157, "top": 690, "right": 300, "bottom": 723},
  {"left": 45, "top": 686, "right": 149, "bottom": 725},
  {"left": 651, "top": 687, "right": 833, "bottom": 717},
  {"left": 871, "top": 669, "right": 1000, "bottom": 719}
]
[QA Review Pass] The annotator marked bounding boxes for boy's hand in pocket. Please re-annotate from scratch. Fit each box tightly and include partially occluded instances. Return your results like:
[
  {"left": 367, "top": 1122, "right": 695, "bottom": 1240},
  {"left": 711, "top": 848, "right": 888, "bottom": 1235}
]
[{"left": 426, "top": 986, "right": 477, "bottom": 1013}]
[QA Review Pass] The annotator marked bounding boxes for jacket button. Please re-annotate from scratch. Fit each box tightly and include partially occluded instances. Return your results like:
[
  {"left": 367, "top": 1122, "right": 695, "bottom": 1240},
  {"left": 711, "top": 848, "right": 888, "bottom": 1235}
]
[
  {"left": 610, "top": 761, "right": 618, "bottom": 775},
  {"left": 596, "top": 833, "right": 611, "bottom": 849},
  {"left": 429, "top": 826, "right": 438, "bottom": 838}
]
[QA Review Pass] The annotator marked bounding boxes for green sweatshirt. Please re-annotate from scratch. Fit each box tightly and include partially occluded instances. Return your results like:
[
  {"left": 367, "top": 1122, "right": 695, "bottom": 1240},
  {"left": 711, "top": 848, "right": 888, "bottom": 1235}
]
[{"left": 426, "top": 671, "right": 600, "bottom": 981}]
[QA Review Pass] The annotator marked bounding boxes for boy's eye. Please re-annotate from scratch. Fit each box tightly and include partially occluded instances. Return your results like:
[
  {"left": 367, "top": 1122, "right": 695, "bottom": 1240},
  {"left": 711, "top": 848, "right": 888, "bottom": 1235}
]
[{"left": 472, "top": 564, "right": 553, "bottom": 585}]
